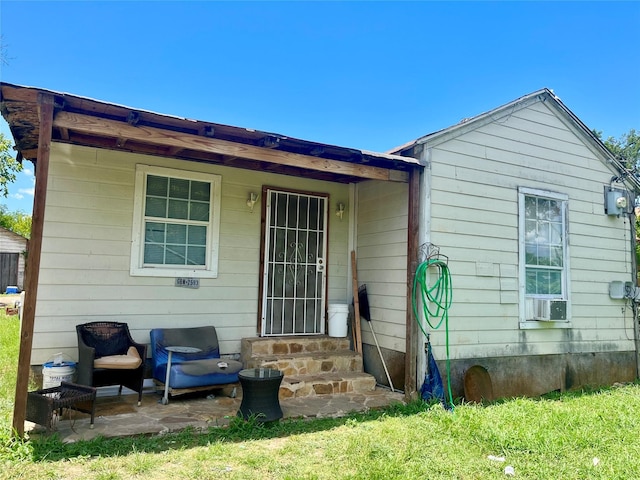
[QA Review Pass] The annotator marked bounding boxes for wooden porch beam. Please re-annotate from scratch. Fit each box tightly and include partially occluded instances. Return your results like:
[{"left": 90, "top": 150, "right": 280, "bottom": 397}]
[
  {"left": 167, "top": 146, "right": 183, "bottom": 156},
  {"left": 52, "top": 111, "right": 401, "bottom": 182},
  {"left": 20, "top": 149, "right": 38, "bottom": 160},
  {"left": 12, "top": 93, "right": 54, "bottom": 438},
  {"left": 405, "top": 166, "right": 421, "bottom": 400}
]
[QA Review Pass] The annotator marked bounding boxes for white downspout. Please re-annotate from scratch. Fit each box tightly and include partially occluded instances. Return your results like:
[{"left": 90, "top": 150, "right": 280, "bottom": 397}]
[{"left": 416, "top": 145, "right": 432, "bottom": 391}]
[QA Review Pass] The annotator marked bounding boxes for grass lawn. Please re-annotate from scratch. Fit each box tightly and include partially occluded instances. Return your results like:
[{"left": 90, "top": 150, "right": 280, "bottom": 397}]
[{"left": 1, "top": 301, "right": 639, "bottom": 479}]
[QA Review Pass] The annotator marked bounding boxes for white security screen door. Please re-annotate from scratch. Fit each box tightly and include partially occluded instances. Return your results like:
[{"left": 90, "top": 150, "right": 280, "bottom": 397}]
[{"left": 261, "top": 189, "right": 328, "bottom": 336}]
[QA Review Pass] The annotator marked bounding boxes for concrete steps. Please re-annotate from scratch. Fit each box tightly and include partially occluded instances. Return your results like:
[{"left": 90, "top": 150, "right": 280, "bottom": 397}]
[{"left": 241, "top": 336, "right": 376, "bottom": 399}]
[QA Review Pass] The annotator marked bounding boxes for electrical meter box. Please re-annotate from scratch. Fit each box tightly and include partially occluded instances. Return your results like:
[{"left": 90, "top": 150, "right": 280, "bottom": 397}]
[{"left": 604, "top": 187, "right": 628, "bottom": 216}]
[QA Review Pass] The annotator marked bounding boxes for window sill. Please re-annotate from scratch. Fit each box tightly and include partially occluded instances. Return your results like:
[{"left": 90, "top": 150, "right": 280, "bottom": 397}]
[
  {"left": 130, "top": 267, "right": 218, "bottom": 279},
  {"left": 519, "top": 320, "right": 572, "bottom": 330}
]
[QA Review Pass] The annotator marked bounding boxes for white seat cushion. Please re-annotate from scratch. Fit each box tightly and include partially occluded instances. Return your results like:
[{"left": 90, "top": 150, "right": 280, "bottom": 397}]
[{"left": 94, "top": 346, "right": 142, "bottom": 370}]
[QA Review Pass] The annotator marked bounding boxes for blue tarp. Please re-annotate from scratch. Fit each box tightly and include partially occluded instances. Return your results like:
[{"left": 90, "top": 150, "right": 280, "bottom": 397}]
[{"left": 420, "top": 342, "right": 445, "bottom": 403}]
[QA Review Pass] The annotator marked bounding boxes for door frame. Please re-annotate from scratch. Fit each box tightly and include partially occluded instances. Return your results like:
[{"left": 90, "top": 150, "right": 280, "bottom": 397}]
[{"left": 257, "top": 185, "right": 330, "bottom": 336}]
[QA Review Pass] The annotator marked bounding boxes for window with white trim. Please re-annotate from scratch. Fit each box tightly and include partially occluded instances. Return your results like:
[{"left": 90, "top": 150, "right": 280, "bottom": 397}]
[
  {"left": 131, "top": 165, "right": 221, "bottom": 278},
  {"left": 519, "top": 187, "right": 570, "bottom": 323}
]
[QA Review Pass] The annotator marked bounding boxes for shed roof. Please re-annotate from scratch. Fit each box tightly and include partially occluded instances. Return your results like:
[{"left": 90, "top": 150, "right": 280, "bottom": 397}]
[
  {"left": 1, "top": 82, "right": 422, "bottom": 184},
  {"left": 0, "top": 226, "right": 28, "bottom": 243}
]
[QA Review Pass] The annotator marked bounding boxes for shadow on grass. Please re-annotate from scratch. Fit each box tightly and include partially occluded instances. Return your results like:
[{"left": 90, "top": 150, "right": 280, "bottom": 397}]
[
  {"left": 12, "top": 380, "right": 640, "bottom": 463},
  {"left": 24, "top": 400, "right": 435, "bottom": 462}
]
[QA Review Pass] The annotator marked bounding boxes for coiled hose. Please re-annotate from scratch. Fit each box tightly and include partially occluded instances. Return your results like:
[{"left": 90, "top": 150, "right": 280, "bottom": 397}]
[{"left": 412, "top": 257, "right": 454, "bottom": 408}]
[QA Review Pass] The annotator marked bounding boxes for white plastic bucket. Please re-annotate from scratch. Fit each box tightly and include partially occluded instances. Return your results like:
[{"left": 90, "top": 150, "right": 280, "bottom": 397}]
[
  {"left": 42, "top": 361, "right": 76, "bottom": 389},
  {"left": 328, "top": 303, "right": 349, "bottom": 337}
]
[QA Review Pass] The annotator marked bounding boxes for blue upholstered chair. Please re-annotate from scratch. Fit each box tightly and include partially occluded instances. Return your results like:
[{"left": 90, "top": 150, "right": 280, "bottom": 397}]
[{"left": 149, "top": 326, "right": 242, "bottom": 398}]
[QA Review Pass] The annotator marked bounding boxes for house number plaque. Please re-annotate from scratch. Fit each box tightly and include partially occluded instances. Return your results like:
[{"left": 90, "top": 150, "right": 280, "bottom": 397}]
[{"left": 175, "top": 277, "right": 200, "bottom": 289}]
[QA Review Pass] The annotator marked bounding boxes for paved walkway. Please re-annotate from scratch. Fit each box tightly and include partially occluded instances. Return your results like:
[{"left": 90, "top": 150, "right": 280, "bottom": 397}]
[{"left": 26, "top": 385, "right": 405, "bottom": 443}]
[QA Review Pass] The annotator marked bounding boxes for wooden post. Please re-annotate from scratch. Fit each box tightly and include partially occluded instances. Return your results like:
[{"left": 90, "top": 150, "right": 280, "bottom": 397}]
[
  {"left": 12, "top": 93, "right": 54, "bottom": 438},
  {"left": 405, "top": 166, "right": 421, "bottom": 400},
  {"left": 351, "top": 251, "right": 362, "bottom": 354}
]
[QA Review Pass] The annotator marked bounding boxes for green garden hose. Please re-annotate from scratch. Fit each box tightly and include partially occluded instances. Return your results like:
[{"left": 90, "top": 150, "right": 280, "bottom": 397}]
[{"left": 412, "top": 257, "right": 454, "bottom": 408}]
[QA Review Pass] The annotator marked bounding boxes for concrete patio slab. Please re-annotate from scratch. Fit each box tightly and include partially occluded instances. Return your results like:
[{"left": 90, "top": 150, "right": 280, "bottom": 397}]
[{"left": 26, "top": 385, "right": 405, "bottom": 443}]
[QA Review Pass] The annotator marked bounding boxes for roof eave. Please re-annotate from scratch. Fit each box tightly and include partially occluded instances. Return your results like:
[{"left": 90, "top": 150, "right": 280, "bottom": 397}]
[{"left": 1, "top": 82, "right": 421, "bottom": 184}]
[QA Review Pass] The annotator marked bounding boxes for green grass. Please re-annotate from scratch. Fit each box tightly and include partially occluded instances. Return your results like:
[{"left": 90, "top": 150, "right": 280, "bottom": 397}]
[{"left": 1, "top": 304, "right": 639, "bottom": 479}]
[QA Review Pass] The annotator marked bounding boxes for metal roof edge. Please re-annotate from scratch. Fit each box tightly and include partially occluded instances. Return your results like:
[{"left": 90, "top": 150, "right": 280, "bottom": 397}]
[
  {"left": 389, "top": 88, "right": 551, "bottom": 154},
  {"left": 387, "top": 87, "right": 635, "bottom": 191}
]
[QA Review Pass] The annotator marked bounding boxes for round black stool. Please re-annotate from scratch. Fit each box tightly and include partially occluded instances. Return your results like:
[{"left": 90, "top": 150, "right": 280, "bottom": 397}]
[{"left": 237, "top": 368, "right": 284, "bottom": 422}]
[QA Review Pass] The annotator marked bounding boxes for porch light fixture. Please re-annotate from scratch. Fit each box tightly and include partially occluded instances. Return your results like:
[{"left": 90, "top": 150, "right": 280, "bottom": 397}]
[
  {"left": 247, "top": 192, "right": 259, "bottom": 213},
  {"left": 336, "top": 202, "right": 345, "bottom": 221}
]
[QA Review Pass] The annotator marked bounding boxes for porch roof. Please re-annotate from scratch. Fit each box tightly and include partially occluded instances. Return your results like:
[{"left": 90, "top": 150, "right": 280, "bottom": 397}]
[{"left": 1, "top": 82, "right": 422, "bottom": 184}]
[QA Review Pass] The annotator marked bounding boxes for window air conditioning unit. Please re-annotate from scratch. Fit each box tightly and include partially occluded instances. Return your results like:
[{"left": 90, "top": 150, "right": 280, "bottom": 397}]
[{"left": 526, "top": 298, "right": 567, "bottom": 321}]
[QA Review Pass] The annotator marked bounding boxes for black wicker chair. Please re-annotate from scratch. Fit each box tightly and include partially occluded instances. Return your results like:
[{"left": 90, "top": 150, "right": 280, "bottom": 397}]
[{"left": 76, "top": 321, "right": 146, "bottom": 405}]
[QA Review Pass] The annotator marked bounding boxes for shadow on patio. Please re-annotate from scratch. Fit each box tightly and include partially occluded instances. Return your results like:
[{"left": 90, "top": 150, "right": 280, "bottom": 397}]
[{"left": 26, "top": 384, "right": 405, "bottom": 443}]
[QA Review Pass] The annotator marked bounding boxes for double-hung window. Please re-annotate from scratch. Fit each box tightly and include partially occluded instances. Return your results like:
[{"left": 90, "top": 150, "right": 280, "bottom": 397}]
[
  {"left": 131, "top": 165, "right": 221, "bottom": 278},
  {"left": 519, "top": 187, "right": 570, "bottom": 325}
]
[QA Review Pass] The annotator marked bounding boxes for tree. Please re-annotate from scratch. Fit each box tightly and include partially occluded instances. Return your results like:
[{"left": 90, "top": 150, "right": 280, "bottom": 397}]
[
  {"left": 0, "top": 205, "right": 31, "bottom": 238},
  {"left": 605, "top": 129, "right": 639, "bottom": 168},
  {"left": 0, "top": 38, "right": 23, "bottom": 198},
  {"left": 0, "top": 126, "right": 31, "bottom": 239},
  {"left": 597, "top": 129, "right": 640, "bottom": 282},
  {"left": 594, "top": 128, "right": 640, "bottom": 169},
  {"left": 0, "top": 132, "right": 22, "bottom": 198}
]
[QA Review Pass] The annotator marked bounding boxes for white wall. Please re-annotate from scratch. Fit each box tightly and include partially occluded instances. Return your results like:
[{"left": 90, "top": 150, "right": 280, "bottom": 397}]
[
  {"left": 356, "top": 180, "right": 409, "bottom": 353},
  {"left": 425, "top": 99, "right": 635, "bottom": 360},
  {"left": 31, "top": 143, "right": 351, "bottom": 364}
]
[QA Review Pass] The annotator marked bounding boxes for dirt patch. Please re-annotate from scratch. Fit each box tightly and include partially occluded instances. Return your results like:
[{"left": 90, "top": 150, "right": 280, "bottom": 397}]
[
  {"left": 0, "top": 294, "right": 22, "bottom": 315},
  {"left": 0, "top": 293, "right": 21, "bottom": 304}
]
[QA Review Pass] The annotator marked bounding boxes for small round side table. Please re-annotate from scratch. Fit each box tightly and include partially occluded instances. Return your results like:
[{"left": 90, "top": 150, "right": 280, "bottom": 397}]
[
  {"left": 237, "top": 368, "right": 284, "bottom": 422},
  {"left": 161, "top": 345, "right": 201, "bottom": 405}
]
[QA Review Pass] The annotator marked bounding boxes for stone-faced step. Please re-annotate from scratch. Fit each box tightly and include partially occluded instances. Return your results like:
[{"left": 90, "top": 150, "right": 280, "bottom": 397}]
[
  {"left": 245, "top": 350, "right": 363, "bottom": 376},
  {"left": 241, "top": 336, "right": 351, "bottom": 365},
  {"left": 279, "top": 372, "right": 377, "bottom": 399}
]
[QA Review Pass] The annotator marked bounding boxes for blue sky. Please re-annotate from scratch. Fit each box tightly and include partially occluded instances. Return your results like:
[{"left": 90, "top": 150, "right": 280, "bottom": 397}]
[{"left": 1, "top": 1, "right": 639, "bottom": 214}]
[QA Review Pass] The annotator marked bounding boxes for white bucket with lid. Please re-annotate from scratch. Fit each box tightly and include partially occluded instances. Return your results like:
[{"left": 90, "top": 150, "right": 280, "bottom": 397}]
[
  {"left": 42, "top": 354, "right": 76, "bottom": 389},
  {"left": 327, "top": 303, "right": 349, "bottom": 337}
]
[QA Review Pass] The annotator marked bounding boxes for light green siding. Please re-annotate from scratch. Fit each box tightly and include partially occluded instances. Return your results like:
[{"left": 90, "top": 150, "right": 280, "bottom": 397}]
[
  {"left": 32, "top": 143, "right": 351, "bottom": 363},
  {"left": 355, "top": 180, "right": 409, "bottom": 353},
  {"left": 426, "top": 99, "right": 634, "bottom": 360}
]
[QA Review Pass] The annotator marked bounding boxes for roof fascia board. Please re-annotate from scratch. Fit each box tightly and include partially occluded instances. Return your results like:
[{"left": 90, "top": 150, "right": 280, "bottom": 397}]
[
  {"left": 405, "top": 90, "right": 547, "bottom": 151},
  {"left": 1, "top": 82, "right": 419, "bottom": 170},
  {"left": 539, "top": 94, "right": 637, "bottom": 190},
  {"left": 53, "top": 111, "right": 403, "bottom": 182},
  {"left": 392, "top": 87, "right": 634, "bottom": 191}
]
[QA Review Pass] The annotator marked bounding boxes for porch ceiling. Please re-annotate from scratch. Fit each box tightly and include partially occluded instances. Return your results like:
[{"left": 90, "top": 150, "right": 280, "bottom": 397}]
[{"left": 1, "top": 82, "right": 421, "bottom": 183}]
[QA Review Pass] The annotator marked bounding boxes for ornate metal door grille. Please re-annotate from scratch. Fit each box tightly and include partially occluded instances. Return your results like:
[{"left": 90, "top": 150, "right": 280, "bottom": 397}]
[{"left": 261, "top": 190, "right": 327, "bottom": 336}]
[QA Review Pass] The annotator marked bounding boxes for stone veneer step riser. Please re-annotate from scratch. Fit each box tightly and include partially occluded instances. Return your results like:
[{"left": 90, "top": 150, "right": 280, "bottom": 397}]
[
  {"left": 279, "top": 373, "right": 377, "bottom": 399},
  {"left": 241, "top": 336, "right": 351, "bottom": 365},
  {"left": 241, "top": 335, "right": 376, "bottom": 399},
  {"left": 245, "top": 351, "right": 363, "bottom": 376}
]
